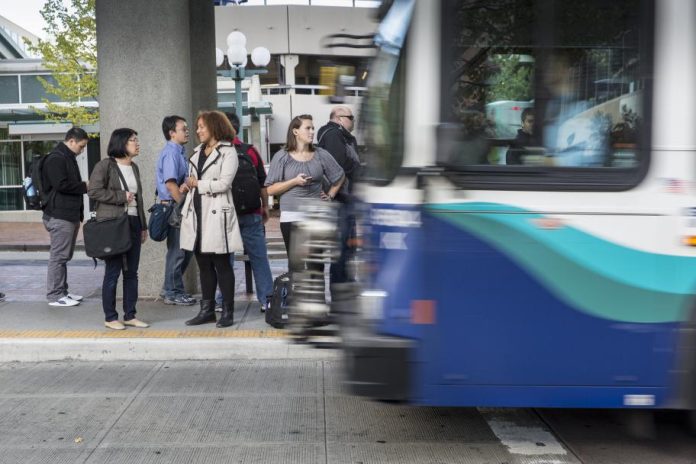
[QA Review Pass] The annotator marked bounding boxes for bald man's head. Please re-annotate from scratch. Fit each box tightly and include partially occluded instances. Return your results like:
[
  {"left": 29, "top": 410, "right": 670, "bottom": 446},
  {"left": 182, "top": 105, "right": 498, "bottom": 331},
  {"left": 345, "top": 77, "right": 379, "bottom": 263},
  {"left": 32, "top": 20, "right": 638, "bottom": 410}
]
[{"left": 330, "top": 106, "right": 355, "bottom": 132}]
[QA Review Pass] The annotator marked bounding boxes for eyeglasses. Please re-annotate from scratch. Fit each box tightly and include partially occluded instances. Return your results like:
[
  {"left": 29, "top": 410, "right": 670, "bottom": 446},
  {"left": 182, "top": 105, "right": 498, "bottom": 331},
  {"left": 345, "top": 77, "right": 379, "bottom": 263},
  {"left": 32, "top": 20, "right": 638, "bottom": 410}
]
[
  {"left": 128, "top": 138, "right": 139, "bottom": 144},
  {"left": 339, "top": 115, "right": 355, "bottom": 121}
]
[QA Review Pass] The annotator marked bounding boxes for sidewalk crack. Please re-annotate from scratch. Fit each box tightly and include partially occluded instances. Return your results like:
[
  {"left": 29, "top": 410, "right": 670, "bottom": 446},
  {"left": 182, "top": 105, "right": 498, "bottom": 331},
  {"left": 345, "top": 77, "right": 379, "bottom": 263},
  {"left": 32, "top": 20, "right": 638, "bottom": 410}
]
[{"left": 77, "top": 362, "right": 164, "bottom": 464}]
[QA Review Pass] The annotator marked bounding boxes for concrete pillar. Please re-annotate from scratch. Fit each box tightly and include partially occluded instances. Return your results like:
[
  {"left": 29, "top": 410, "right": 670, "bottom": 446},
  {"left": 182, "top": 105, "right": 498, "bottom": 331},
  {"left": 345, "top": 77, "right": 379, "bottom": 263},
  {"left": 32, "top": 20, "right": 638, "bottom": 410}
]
[{"left": 96, "top": 0, "right": 217, "bottom": 297}]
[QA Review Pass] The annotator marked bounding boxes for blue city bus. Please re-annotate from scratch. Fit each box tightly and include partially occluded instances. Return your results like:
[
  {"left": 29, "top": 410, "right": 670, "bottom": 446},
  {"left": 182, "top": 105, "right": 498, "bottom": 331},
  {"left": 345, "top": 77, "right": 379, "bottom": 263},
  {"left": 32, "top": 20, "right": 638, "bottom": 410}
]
[{"left": 293, "top": 0, "right": 696, "bottom": 423}]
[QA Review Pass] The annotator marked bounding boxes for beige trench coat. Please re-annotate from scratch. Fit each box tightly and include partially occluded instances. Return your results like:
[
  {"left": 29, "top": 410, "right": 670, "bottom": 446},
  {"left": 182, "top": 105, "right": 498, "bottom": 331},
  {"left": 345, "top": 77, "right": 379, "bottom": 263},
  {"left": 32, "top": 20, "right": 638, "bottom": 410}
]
[{"left": 180, "top": 142, "right": 243, "bottom": 254}]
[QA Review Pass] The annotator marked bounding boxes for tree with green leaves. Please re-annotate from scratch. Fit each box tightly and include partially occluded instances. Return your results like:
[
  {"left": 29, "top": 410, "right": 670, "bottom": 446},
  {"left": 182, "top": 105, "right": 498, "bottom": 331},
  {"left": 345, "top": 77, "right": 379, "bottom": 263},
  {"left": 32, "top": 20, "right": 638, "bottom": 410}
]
[
  {"left": 488, "top": 55, "right": 534, "bottom": 103},
  {"left": 25, "top": 0, "right": 97, "bottom": 128}
]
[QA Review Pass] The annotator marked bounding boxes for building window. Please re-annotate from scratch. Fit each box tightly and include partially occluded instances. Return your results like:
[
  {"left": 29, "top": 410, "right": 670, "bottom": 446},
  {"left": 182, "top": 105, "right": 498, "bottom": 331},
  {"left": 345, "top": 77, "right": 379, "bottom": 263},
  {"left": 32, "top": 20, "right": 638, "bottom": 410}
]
[
  {"left": 0, "top": 75, "right": 19, "bottom": 104},
  {"left": 0, "top": 141, "right": 22, "bottom": 186},
  {"left": 0, "top": 188, "right": 23, "bottom": 211},
  {"left": 20, "top": 74, "right": 61, "bottom": 103}
]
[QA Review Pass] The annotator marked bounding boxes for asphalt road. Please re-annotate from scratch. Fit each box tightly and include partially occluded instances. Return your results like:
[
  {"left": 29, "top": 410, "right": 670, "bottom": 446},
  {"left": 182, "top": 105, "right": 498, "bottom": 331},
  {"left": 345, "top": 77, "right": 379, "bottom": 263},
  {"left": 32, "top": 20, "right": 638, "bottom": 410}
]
[{"left": 1, "top": 359, "right": 694, "bottom": 464}]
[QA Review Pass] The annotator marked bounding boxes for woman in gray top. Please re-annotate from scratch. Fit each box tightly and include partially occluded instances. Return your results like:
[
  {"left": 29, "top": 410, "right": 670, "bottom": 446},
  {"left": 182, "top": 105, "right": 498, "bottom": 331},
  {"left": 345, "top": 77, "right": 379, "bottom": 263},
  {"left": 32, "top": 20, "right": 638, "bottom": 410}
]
[{"left": 266, "top": 114, "right": 344, "bottom": 272}]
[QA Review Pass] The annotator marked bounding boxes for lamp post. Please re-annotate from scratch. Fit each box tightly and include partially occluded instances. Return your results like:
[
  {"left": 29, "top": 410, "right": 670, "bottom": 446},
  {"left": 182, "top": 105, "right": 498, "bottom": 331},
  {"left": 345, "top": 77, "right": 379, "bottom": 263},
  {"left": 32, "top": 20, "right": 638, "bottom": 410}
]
[{"left": 216, "top": 31, "right": 271, "bottom": 141}]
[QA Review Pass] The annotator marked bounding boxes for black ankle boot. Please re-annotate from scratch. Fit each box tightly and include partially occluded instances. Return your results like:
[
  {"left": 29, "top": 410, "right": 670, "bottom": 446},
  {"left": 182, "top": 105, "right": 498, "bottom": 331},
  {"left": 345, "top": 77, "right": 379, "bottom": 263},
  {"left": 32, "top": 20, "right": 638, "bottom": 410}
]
[
  {"left": 186, "top": 300, "right": 216, "bottom": 326},
  {"left": 216, "top": 301, "right": 234, "bottom": 328}
]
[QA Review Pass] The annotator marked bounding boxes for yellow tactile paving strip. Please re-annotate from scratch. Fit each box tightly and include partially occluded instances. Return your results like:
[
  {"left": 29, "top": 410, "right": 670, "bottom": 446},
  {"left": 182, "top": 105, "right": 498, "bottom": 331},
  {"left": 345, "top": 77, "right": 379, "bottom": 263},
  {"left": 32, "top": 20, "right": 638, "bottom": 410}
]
[{"left": 0, "top": 329, "right": 287, "bottom": 339}]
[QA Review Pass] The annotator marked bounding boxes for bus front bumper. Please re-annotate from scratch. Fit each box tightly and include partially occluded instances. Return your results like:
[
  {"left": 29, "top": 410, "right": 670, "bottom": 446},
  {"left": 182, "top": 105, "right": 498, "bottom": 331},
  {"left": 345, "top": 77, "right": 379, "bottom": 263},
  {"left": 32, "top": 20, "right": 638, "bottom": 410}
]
[{"left": 342, "top": 326, "right": 413, "bottom": 401}]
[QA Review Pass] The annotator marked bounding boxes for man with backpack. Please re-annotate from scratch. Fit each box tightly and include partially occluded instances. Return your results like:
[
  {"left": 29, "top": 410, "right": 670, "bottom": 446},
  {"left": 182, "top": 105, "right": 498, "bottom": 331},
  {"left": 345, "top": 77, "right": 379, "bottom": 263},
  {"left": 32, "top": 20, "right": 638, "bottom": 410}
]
[
  {"left": 317, "top": 106, "right": 360, "bottom": 288},
  {"left": 215, "top": 112, "right": 274, "bottom": 313},
  {"left": 42, "top": 128, "right": 89, "bottom": 307}
]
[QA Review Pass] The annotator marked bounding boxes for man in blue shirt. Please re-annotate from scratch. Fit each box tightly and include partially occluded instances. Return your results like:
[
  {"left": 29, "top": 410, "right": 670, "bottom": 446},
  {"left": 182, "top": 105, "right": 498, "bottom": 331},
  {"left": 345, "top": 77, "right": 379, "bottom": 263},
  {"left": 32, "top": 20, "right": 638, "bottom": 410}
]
[{"left": 157, "top": 115, "right": 196, "bottom": 305}]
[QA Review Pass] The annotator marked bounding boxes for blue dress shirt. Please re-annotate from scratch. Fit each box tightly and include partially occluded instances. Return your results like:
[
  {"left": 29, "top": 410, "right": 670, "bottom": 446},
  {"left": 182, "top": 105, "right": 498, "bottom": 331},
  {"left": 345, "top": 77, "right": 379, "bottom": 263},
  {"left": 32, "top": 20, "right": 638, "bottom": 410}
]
[{"left": 156, "top": 141, "right": 188, "bottom": 201}]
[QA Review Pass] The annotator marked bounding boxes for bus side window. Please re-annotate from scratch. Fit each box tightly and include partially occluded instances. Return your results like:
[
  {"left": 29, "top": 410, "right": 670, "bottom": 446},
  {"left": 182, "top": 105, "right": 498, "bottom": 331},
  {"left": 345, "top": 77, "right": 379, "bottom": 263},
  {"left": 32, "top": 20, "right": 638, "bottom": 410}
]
[{"left": 443, "top": 0, "right": 646, "bottom": 173}]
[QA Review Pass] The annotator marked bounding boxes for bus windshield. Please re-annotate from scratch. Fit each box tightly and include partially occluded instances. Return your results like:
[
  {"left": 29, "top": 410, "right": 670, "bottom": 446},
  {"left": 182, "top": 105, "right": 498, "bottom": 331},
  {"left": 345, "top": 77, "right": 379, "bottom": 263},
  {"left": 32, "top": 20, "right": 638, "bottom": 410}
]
[{"left": 360, "top": 0, "right": 412, "bottom": 185}]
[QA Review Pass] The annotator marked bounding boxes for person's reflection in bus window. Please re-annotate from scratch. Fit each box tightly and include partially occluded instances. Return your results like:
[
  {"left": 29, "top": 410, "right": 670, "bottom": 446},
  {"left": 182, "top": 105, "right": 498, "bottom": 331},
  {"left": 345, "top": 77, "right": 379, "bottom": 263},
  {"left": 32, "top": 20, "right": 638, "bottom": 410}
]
[
  {"left": 506, "top": 108, "right": 539, "bottom": 165},
  {"left": 543, "top": 53, "right": 595, "bottom": 166}
]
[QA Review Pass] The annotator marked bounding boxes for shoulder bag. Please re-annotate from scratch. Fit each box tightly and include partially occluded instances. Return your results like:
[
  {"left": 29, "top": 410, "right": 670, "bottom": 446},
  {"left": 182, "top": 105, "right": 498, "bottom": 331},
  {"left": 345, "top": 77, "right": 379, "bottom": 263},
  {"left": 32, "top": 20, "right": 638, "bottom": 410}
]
[
  {"left": 147, "top": 191, "right": 174, "bottom": 241},
  {"left": 83, "top": 163, "right": 132, "bottom": 259}
]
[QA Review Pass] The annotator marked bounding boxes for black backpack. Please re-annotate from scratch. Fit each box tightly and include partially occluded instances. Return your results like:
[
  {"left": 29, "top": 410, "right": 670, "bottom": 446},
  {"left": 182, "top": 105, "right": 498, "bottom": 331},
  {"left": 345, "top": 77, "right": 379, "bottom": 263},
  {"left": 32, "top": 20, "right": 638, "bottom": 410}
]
[
  {"left": 23, "top": 154, "right": 49, "bottom": 211},
  {"left": 266, "top": 272, "right": 292, "bottom": 329},
  {"left": 232, "top": 143, "right": 262, "bottom": 214}
]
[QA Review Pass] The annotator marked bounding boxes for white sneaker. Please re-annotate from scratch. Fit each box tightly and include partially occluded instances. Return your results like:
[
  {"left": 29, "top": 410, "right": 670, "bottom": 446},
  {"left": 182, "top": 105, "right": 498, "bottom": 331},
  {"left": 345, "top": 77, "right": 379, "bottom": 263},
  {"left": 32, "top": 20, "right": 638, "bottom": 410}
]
[
  {"left": 49, "top": 296, "right": 80, "bottom": 307},
  {"left": 66, "top": 293, "right": 83, "bottom": 301}
]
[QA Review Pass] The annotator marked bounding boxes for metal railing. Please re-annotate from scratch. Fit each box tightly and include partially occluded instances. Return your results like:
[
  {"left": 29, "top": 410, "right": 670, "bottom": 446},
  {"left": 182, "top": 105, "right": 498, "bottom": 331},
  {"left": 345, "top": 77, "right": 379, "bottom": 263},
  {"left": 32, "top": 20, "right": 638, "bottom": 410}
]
[
  {"left": 260, "top": 84, "right": 367, "bottom": 96},
  {"left": 216, "top": 0, "right": 380, "bottom": 7}
]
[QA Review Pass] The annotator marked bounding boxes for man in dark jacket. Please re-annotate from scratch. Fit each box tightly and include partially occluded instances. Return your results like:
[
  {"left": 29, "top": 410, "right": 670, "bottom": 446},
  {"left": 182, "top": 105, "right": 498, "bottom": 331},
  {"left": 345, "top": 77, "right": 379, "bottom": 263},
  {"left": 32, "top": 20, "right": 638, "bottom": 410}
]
[
  {"left": 317, "top": 106, "right": 360, "bottom": 289},
  {"left": 42, "top": 127, "right": 89, "bottom": 307},
  {"left": 506, "top": 108, "right": 539, "bottom": 165},
  {"left": 317, "top": 106, "right": 360, "bottom": 198}
]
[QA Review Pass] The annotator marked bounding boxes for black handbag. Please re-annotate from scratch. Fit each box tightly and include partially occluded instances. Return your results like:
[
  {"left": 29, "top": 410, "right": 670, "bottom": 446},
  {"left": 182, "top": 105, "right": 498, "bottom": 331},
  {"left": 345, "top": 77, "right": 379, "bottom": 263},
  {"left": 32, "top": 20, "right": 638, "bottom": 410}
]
[
  {"left": 84, "top": 214, "right": 131, "bottom": 259},
  {"left": 84, "top": 164, "right": 132, "bottom": 259}
]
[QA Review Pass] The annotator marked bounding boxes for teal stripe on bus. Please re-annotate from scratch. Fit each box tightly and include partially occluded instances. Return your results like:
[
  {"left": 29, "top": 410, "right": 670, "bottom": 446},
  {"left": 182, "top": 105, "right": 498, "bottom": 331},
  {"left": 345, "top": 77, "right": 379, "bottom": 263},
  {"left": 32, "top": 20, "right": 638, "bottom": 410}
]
[{"left": 427, "top": 203, "right": 696, "bottom": 323}]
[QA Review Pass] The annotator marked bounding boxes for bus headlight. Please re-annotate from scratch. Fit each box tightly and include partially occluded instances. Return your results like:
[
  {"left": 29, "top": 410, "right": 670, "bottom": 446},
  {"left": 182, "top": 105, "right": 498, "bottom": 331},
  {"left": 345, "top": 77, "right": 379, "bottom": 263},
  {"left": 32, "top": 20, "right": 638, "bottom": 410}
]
[{"left": 359, "top": 290, "right": 388, "bottom": 320}]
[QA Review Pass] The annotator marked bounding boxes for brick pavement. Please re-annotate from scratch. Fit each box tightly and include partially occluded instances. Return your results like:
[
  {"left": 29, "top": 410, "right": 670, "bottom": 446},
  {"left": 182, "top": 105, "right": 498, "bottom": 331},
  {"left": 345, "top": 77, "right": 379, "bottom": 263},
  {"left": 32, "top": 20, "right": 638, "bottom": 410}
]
[
  {"left": 0, "top": 209, "right": 281, "bottom": 250},
  {"left": 0, "top": 208, "right": 286, "bottom": 302}
]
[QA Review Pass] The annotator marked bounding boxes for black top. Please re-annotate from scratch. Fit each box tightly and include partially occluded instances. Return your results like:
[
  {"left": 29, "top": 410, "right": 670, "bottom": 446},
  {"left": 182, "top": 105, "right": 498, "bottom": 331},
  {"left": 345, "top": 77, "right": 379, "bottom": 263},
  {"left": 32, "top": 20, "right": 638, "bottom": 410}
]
[
  {"left": 506, "top": 129, "right": 541, "bottom": 165},
  {"left": 42, "top": 142, "right": 87, "bottom": 222},
  {"left": 193, "top": 152, "right": 208, "bottom": 252},
  {"left": 317, "top": 121, "right": 359, "bottom": 181}
]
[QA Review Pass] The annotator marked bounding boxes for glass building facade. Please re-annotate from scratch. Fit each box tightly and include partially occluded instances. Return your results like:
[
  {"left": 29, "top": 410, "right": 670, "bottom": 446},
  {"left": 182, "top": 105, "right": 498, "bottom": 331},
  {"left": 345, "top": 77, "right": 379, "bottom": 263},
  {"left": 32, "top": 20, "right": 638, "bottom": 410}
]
[{"left": 0, "top": 127, "right": 60, "bottom": 211}]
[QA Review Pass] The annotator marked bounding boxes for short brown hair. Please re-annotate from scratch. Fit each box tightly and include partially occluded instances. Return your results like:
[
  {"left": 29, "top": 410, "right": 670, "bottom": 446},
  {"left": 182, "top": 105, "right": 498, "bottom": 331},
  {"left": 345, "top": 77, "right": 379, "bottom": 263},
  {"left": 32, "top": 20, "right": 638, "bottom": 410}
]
[
  {"left": 196, "top": 110, "right": 236, "bottom": 143},
  {"left": 285, "top": 114, "right": 314, "bottom": 152}
]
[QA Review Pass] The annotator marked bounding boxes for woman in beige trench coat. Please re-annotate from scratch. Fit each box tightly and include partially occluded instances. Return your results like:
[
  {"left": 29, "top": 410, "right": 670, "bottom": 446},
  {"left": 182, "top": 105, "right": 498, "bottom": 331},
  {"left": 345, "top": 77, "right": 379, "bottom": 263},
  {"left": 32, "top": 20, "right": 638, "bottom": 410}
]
[{"left": 180, "top": 111, "right": 243, "bottom": 328}]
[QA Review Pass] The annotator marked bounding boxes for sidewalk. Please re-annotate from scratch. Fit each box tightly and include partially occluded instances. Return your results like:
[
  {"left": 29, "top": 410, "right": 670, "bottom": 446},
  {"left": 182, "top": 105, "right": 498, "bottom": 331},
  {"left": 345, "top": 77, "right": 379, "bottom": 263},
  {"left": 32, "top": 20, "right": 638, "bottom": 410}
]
[{"left": 0, "top": 211, "right": 337, "bottom": 363}]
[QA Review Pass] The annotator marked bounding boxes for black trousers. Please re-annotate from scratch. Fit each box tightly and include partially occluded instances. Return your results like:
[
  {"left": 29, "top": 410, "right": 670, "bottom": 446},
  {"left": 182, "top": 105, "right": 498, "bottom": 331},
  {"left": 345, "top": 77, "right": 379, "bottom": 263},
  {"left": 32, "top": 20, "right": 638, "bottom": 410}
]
[{"left": 195, "top": 252, "right": 235, "bottom": 303}]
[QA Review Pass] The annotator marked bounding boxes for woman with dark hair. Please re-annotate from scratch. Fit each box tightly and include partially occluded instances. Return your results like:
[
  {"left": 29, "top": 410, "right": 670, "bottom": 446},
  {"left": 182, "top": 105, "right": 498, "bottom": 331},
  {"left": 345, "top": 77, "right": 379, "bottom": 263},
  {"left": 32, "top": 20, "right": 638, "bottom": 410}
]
[
  {"left": 88, "top": 128, "right": 149, "bottom": 330},
  {"left": 265, "top": 114, "right": 345, "bottom": 283},
  {"left": 180, "top": 110, "right": 243, "bottom": 328}
]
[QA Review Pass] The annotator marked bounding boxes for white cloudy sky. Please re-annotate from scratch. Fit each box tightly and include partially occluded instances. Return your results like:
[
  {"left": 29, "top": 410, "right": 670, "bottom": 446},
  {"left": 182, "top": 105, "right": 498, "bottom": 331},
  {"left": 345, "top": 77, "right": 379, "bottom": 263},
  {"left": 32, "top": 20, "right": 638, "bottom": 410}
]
[{"left": 0, "top": 0, "right": 49, "bottom": 38}]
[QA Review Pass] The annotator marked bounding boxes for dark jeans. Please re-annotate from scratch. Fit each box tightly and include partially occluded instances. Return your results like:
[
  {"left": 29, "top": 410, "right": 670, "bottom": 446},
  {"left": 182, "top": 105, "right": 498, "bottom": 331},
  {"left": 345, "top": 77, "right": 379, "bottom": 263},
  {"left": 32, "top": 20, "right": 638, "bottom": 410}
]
[
  {"left": 280, "top": 221, "right": 325, "bottom": 301},
  {"left": 102, "top": 216, "right": 142, "bottom": 322},
  {"left": 216, "top": 213, "right": 274, "bottom": 306},
  {"left": 196, "top": 252, "right": 235, "bottom": 303},
  {"left": 162, "top": 223, "right": 193, "bottom": 299}
]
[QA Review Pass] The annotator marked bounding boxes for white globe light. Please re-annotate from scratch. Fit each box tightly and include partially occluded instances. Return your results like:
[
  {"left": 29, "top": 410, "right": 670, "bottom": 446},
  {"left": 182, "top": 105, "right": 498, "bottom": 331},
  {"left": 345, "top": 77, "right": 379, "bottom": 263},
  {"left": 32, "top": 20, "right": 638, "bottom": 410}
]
[
  {"left": 241, "top": 55, "right": 248, "bottom": 68},
  {"left": 226, "top": 31, "right": 247, "bottom": 49},
  {"left": 251, "top": 47, "right": 271, "bottom": 67},
  {"left": 215, "top": 48, "right": 224, "bottom": 67},
  {"left": 227, "top": 46, "right": 247, "bottom": 66}
]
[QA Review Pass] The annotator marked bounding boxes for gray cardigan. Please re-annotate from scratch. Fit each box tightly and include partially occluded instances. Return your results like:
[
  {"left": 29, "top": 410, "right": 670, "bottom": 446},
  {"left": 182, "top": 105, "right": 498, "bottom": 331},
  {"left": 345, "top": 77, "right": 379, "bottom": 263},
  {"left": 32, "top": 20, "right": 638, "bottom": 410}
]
[{"left": 87, "top": 157, "right": 147, "bottom": 230}]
